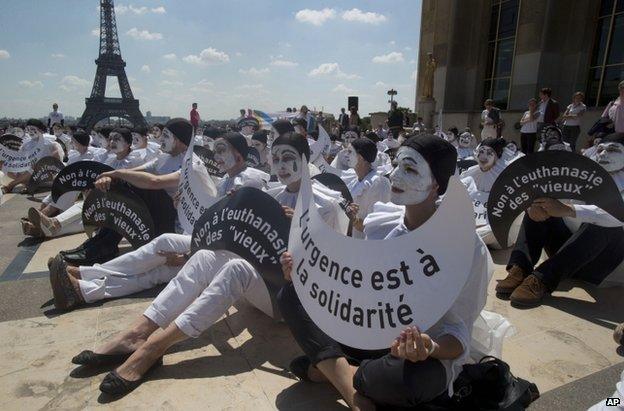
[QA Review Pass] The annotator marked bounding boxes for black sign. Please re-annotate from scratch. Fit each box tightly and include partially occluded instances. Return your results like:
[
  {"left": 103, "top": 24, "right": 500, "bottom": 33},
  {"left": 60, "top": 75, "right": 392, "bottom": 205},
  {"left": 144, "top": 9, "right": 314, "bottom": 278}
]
[
  {"left": 191, "top": 187, "right": 290, "bottom": 316},
  {"left": 193, "top": 145, "right": 224, "bottom": 177},
  {"left": 51, "top": 161, "right": 114, "bottom": 202},
  {"left": 312, "top": 173, "right": 353, "bottom": 203},
  {"left": 0, "top": 134, "right": 22, "bottom": 151},
  {"left": 82, "top": 185, "right": 156, "bottom": 248},
  {"left": 27, "top": 156, "right": 65, "bottom": 194},
  {"left": 457, "top": 159, "right": 478, "bottom": 175},
  {"left": 487, "top": 151, "right": 624, "bottom": 248}
]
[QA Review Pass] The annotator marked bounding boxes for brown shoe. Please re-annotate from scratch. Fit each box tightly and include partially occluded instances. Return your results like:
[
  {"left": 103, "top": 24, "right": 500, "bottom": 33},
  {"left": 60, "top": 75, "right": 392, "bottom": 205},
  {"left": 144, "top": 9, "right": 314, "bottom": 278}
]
[
  {"left": 496, "top": 265, "right": 526, "bottom": 295},
  {"left": 21, "top": 218, "right": 43, "bottom": 237},
  {"left": 510, "top": 274, "right": 548, "bottom": 307},
  {"left": 614, "top": 323, "right": 624, "bottom": 346},
  {"left": 49, "top": 255, "right": 84, "bottom": 311}
]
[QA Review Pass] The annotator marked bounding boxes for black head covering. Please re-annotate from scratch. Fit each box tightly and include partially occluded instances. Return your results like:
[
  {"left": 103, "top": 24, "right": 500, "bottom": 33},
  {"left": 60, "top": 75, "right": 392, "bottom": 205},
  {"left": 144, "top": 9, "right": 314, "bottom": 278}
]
[
  {"left": 273, "top": 132, "right": 310, "bottom": 162},
  {"left": 203, "top": 126, "right": 226, "bottom": 139},
  {"left": 99, "top": 126, "right": 114, "bottom": 138},
  {"left": 364, "top": 131, "right": 380, "bottom": 143},
  {"left": 602, "top": 132, "right": 624, "bottom": 145},
  {"left": 351, "top": 137, "right": 378, "bottom": 164},
  {"left": 72, "top": 130, "right": 90, "bottom": 147},
  {"left": 132, "top": 126, "right": 148, "bottom": 136},
  {"left": 480, "top": 137, "right": 506, "bottom": 158},
  {"left": 165, "top": 118, "right": 193, "bottom": 146},
  {"left": 251, "top": 130, "right": 268, "bottom": 146},
  {"left": 272, "top": 119, "right": 295, "bottom": 136},
  {"left": 112, "top": 127, "right": 133, "bottom": 145},
  {"left": 402, "top": 134, "right": 457, "bottom": 195},
  {"left": 238, "top": 117, "right": 260, "bottom": 130},
  {"left": 221, "top": 132, "right": 249, "bottom": 159},
  {"left": 26, "top": 119, "right": 47, "bottom": 132}
]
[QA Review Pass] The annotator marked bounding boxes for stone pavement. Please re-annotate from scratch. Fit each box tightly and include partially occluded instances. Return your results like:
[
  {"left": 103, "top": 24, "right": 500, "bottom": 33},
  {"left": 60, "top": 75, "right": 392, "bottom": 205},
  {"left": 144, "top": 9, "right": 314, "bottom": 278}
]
[{"left": 0, "top": 191, "right": 623, "bottom": 410}]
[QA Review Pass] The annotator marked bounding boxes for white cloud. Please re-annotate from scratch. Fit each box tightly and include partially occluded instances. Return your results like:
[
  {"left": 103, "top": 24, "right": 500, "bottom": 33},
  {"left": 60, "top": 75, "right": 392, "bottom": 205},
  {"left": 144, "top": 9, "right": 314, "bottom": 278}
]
[
  {"left": 42, "top": 72, "right": 57, "bottom": 77},
  {"left": 332, "top": 84, "right": 355, "bottom": 94},
  {"left": 308, "top": 63, "right": 360, "bottom": 79},
  {"left": 51, "top": 53, "right": 66, "bottom": 59},
  {"left": 151, "top": 6, "right": 166, "bottom": 14},
  {"left": 389, "top": 40, "right": 396, "bottom": 46},
  {"left": 126, "top": 28, "right": 163, "bottom": 40},
  {"left": 163, "top": 53, "right": 177, "bottom": 60},
  {"left": 372, "top": 52, "right": 404, "bottom": 64},
  {"left": 270, "top": 59, "right": 298, "bottom": 68},
  {"left": 197, "top": 79, "right": 213, "bottom": 87},
  {"left": 140, "top": 64, "right": 151, "bottom": 73},
  {"left": 404, "top": 46, "right": 412, "bottom": 51},
  {"left": 341, "top": 9, "right": 387, "bottom": 25},
  {"left": 374, "top": 81, "right": 388, "bottom": 88},
  {"left": 59, "top": 75, "right": 90, "bottom": 91},
  {"left": 161, "top": 80, "right": 183, "bottom": 87},
  {"left": 0, "top": 50, "right": 10, "bottom": 59},
  {"left": 235, "top": 52, "right": 243, "bottom": 57},
  {"left": 114, "top": 4, "right": 165, "bottom": 15},
  {"left": 183, "top": 47, "right": 230, "bottom": 65},
  {"left": 295, "top": 8, "right": 336, "bottom": 26},
  {"left": 239, "top": 67, "right": 270, "bottom": 76},
  {"left": 19, "top": 80, "right": 43, "bottom": 88},
  {"left": 237, "top": 84, "right": 264, "bottom": 90},
  {"left": 91, "top": 28, "right": 100, "bottom": 36},
  {"left": 161, "top": 68, "right": 182, "bottom": 77}
]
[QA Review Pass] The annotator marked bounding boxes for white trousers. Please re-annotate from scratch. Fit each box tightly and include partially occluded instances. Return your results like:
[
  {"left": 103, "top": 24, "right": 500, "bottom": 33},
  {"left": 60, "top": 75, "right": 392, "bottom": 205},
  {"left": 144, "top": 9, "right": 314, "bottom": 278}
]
[
  {"left": 42, "top": 191, "right": 79, "bottom": 212},
  {"left": 78, "top": 233, "right": 191, "bottom": 303},
  {"left": 143, "top": 249, "right": 273, "bottom": 338},
  {"left": 49, "top": 201, "right": 84, "bottom": 237},
  {"left": 481, "top": 125, "right": 497, "bottom": 140}
]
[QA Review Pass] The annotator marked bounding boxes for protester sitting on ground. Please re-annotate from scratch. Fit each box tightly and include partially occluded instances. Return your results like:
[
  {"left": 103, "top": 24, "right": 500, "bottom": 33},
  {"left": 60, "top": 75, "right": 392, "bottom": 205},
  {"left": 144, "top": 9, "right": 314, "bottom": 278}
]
[
  {"left": 238, "top": 116, "right": 260, "bottom": 144},
  {"left": 456, "top": 129, "right": 477, "bottom": 160},
  {"left": 342, "top": 138, "right": 391, "bottom": 239},
  {"left": 1, "top": 119, "right": 63, "bottom": 194},
  {"left": 250, "top": 130, "right": 271, "bottom": 174},
  {"left": 278, "top": 135, "right": 493, "bottom": 410},
  {"left": 27, "top": 128, "right": 146, "bottom": 239},
  {"left": 149, "top": 123, "right": 164, "bottom": 145},
  {"left": 537, "top": 126, "right": 572, "bottom": 152},
  {"left": 496, "top": 132, "right": 624, "bottom": 307},
  {"left": 327, "top": 133, "right": 343, "bottom": 164},
  {"left": 47, "top": 132, "right": 269, "bottom": 311},
  {"left": 63, "top": 133, "right": 344, "bottom": 396},
  {"left": 331, "top": 129, "right": 360, "bottom": 170},
  {"left": 58, "top": 119, "right": 192, "bottom": 267},
  {"left": 131, "top": 126, "right": 160, "bottom": 162}
]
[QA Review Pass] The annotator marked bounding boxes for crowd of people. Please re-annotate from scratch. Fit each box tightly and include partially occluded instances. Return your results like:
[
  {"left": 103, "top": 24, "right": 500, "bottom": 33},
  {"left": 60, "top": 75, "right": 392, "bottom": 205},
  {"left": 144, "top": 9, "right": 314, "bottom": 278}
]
[{"left": 0, "top": 81, "right": 623, "bottom": 409}]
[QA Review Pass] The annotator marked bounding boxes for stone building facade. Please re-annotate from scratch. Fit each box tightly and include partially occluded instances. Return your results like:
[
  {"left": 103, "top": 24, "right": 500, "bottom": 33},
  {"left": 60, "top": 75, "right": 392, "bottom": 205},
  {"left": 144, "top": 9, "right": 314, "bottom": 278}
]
[{"left": 415, "top": 0, "right": 623, "bottom": 148}]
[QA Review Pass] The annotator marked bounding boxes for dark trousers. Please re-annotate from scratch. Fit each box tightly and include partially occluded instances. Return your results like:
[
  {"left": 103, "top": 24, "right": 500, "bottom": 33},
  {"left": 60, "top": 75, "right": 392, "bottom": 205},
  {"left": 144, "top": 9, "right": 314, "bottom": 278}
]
[
  {"left": 520, "top": 132, "right": 537, "bottom": 154},
  {"left": 507, "top": 215, "right": 624, "bottom": 291},
  {"left": 277, "top": 283, "right": 448, "bottom": 408},
  {"left": 562, "top": 125, "right": 581, "bottom": 151}
]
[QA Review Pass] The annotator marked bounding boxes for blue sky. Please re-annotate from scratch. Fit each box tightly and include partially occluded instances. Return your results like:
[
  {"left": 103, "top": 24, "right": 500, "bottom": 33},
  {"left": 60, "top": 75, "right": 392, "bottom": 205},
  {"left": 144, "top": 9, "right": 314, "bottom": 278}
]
[{"left": 0, "top": 1, "right": 422, "bottom": 120}]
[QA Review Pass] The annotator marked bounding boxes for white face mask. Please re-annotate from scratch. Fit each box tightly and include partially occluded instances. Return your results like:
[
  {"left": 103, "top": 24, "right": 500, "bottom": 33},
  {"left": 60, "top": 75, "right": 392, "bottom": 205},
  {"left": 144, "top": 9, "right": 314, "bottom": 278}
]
[
  {"left": 109, "top": 133, "right": 129, "bottom": 154},
  {"left": 26, "top": 126, "right": 42, "bottom": 139},
  {"left": 13, "top": 127, "right": 25, "bottom": 138},
  {"left": 132, "top": 133, "right": 147, "bottom": 149},
  {"left": 595, "top": 142, "right": 624, "bottom": 173},
  {"left": 151, "top": 128, "right": 162, "bottom": 141},
  {"left": 476, "top": 146, "right": 497, "bottom": 171},
  {"left": 343, "top": 131, "right": 358, "bottom": 147},
  {"left": 160, "top": 129, "right": 176, "bottom": 153},
  {"left": 459, "top": 133, "right": 472, "bottom": 148},
  {"left": 54, "top": 129, "right": 63, "bottom": 137},
  {"left": 271, "top": 145, "right": 302, "bottom": 186},
  {"left": 389, "top": 147, "right": 434, "bottom": 205},
  {"left": 344, "top": 145, "right": 359, "bottom": 169},
  {"left": 506, "top": 143, "right": 517, "bottom": 154},
  {"left": 214, "top": 139, "right": 237, "bottom": 172}
]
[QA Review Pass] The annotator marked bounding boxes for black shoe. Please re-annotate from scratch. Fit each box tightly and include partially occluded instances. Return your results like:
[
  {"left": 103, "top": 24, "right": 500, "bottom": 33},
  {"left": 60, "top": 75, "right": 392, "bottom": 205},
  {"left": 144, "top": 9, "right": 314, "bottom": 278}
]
[
  {"left": 60, "top": 236, "right": 99, "bottom": 256},
  {"left": 62, "top": 246, "right": 119, "bottom": 266},
  {"left": 289, "top": 356, "right": 312, "bottom": 382},
  {"left": 99, "top": 357, "right": 163, "bottom": 395},
  {"left": 72, "top": 350, "right": 133, "bottom": 366}
]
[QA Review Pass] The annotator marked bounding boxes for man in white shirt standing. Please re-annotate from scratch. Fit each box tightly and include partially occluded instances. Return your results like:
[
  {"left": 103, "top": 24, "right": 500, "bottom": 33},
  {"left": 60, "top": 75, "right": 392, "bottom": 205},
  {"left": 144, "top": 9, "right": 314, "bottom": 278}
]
[
  {"left": 561, "top": 91, "right": 586, "bottom": 152},
  {"left": 47, "top": 103, "right": 64, "bottom": 133}
]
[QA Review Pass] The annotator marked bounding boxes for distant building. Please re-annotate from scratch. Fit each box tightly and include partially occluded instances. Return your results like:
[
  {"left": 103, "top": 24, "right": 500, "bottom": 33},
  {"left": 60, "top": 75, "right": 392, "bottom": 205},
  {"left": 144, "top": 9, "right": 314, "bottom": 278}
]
[
  {"left": 415, "top": 0, "right": 623, "bottom": 145},
  {"left": 144, "top": 111, "right": 170, "bottom": 125}
]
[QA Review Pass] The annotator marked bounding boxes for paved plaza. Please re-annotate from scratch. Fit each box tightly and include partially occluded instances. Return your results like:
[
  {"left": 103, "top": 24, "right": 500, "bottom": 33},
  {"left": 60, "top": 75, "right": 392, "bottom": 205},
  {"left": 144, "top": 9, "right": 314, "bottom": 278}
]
[{"left": 1, "top": 190, "right": 623, "bottom": 410}]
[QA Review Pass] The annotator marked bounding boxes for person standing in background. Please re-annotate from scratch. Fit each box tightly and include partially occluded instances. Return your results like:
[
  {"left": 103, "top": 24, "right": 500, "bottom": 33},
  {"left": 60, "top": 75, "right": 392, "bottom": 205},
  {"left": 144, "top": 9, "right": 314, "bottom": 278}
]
[
  {"left": 47, "top": 103, "right": 64, "bottom": 133},
  {"left": 190, "top": 103, "right": 200, "bottom": 135},
  {"left": 481, "top": 99, "right": 500, "bottom": 139},
  {"left": 536, "top": 87, "right": 560, "bottom": 136},
  {"left": 387, "top": 101, "right": 404, "bottom": 139},
  {"left": 561, "top": 92, "right": 586, "bottom": 151},
  {"left": 338, "top": 108, "right": 349, "bottom": 135},
  {"left": 519, "top": 98, "right": 539, "bottom": 154},
  {"left": 602, "top": 80, "right": 624, "bottom": 133},
  {"left": 348, "top": 106, "right": 360, "bottom": 130}
]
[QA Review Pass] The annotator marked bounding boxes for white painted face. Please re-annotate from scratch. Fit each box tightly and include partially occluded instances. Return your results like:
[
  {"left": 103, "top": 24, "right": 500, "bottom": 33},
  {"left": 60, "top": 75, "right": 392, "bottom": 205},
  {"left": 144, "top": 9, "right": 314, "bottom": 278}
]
[
  {"left": 446, "top": 132, "right": 457, "bottom": 143},
  {"left": 343, "top": 131, "right": 358, "bottom": 147},
  {"left": 151, "top": 127, "right": 162, "bottom": 140},
  {"left": 202, "top": 136, "right": 214, "bottom": 149},
  {"left": 13, "top": 127, "right": 25, "bottom": 138},
  {"left": 251, "top": 140, "right": 267, "bottom": 163},
  {"left": 458, "top": 133, "right": 472, "bottom": 148},
  {"left": 389, "top": 147, "right": 434, "bottom": 205},
  {"left": 109, "top": 132, "right": 129, "bottom": 154},
  {"left": 271, "top": 144, "right": 302, "bottom": 186},
  {"left": 26, "top": 125, "right": 43, "bottom": 139},
  {"left": 344, "top": 145, "right": 359, "bottom": 169},
  {"left": 476, "top": 146, "right": 497, "bottom": 171},
  {"left": 241, "top": 125, "right": 254, "bottom": 136},
  {"left": 595, "top": 142, "right": 624, "bottom": 173},
  {"left": 213, "top": 139, "right": 238, "bottom": 172},
  {"left": 131, "top": 133, "right": 147, "bottom": 149},
  {"left": 160, "top": 128, "right": 176, "bottom": 153},
  {"left": 53, "top": 128, "right": 63, "bottom": 137},
  {"left": 506, "top": 142, "right": 518, "bottom": 154}
]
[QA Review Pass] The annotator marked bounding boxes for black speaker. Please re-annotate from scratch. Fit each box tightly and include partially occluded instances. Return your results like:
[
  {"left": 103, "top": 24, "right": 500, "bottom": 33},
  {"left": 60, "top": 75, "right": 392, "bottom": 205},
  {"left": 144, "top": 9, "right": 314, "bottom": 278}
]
[{"left": 348, "top": 96, "right": 359, "bottom": 112}]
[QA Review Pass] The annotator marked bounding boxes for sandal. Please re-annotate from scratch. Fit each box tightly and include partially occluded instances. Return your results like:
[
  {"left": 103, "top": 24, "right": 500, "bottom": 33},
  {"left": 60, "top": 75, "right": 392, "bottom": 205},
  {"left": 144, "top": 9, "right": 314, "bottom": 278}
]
[
  {"left": 49, "top": 255, "right": 84, "bottom": 311},
  {"left": 72, "top": 350, "right": 133, "bottom": 366},
  {"left": 99, "top": 357, "right": 163, "bottom": 395}
]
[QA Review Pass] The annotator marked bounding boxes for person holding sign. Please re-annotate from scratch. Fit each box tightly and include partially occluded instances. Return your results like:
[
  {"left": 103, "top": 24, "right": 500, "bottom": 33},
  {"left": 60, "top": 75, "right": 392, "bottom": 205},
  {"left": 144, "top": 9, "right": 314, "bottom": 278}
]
[
  {"left": 278, "top": 135, "right": 493, "bottom": 409},
  {"left": 1, "top": 119, "right": 63, "bottom": 194},
  {"left": 343, "top": 138, "right": 391, "bottom": 238},
  {"left": 51, "top": 132, "right": 267, "bottom": 310},
  {"left": 497, "top": 133, "right": 624, "bottom": 307},
  {"left": 68, "top": 133, "right": 343, "bottom": 396}
]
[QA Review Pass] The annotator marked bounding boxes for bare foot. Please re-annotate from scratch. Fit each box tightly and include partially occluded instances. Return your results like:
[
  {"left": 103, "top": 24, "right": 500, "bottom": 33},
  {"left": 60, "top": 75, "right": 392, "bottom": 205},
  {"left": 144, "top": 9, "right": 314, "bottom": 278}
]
[
  {"left": 67, "top": 265, "right": 81, "bottom": 279},
  {"left": 114, "top": 341, "right": 165, "bottom": 382},
  {"left": 95, "top": 320, "right": 157, "bottom": 356}
]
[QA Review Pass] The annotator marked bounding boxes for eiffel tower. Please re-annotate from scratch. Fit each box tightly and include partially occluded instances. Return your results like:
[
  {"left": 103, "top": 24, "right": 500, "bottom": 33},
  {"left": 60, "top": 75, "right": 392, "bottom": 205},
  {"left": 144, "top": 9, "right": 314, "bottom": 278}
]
[{"left": 78, "top": 0, "right": 147, "bottom": 130}]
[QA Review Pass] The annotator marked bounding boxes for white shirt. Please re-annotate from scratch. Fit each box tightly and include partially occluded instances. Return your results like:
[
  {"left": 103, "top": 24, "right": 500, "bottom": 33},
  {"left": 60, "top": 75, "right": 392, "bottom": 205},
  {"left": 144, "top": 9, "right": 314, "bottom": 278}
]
[
  {"left": 563, "top": 102, "right": 586, "bottom": 127},
  {"left": 520, "top": 111, "right": 538, "bottom": 133},
  {"left": 346, "top": 169, "right": 391, "bottom": 238},
  {"left": 143, "top": 152, "right": 185, "bottom": 176},
  {"left": 48, "top": 111, "right": 64, "bottom": 127},
  {"left": 20, "top": 136, "right": 61, "bottom": 161},
  {"left": 105, "top": 151, "right": 145, "bottom": 170},
  {"left": 67, "top": 146, "right": 108, "bottom": 165},
  {"left": 216, "top": 167, "right": 268, "bottom": 197},
  {"left": 537, "top": 99, "right": 548, "bottom": 123}
]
